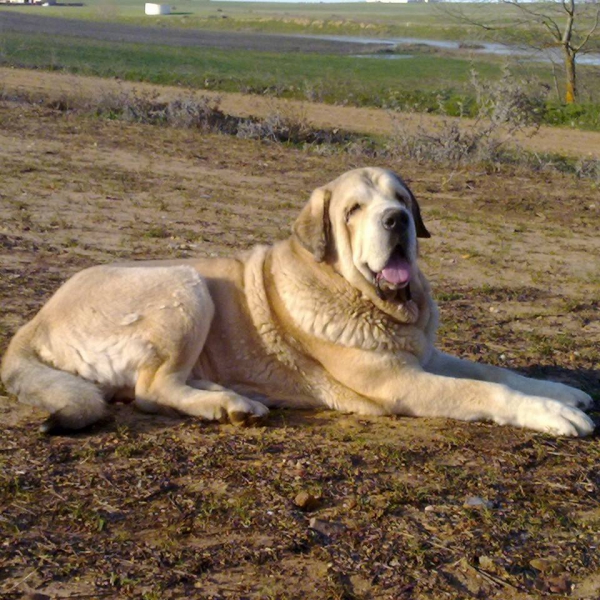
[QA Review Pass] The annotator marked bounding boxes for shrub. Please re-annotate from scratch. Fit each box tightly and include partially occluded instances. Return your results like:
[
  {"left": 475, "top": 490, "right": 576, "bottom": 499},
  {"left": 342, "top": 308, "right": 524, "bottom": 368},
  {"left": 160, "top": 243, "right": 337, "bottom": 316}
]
[
  {"left": 388, "top": 68, "right": 548, "bottom": 166},
  {"left": 542, "top": 101, "right": 600, "bottom": 130},
  {"left": 2, "top": 83, "right": 598, "bottom": 178}
]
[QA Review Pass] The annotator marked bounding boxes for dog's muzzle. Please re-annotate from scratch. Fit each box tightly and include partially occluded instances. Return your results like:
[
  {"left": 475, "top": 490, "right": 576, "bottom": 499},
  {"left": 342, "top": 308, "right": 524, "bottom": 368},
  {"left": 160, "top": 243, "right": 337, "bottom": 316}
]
[{"left": 374, "top": 207, "right": 413, "bottom": 301}]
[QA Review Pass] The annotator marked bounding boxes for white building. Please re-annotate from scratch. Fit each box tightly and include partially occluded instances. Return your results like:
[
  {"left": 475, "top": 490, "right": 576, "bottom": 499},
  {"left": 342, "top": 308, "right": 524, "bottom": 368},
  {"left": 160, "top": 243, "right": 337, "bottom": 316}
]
[{"left": 145, "top": 3, "right": 171, "bottom": 15}]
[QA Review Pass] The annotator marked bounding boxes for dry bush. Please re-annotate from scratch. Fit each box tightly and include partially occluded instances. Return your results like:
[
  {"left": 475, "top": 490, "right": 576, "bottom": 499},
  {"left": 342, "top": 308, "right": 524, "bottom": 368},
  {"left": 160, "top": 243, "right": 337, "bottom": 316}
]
[
  {"left": 93, "top": 90, "right": 239, "bottom": 134},
  {"left": 236, "top": 111, "right": 314, "bottom": 143},
  {"left": 574, "top": 157, "right": 600, "bottom": 182},
  {"left": 236, "top": 111, "right": 352, "bottom": 145},
  {"left": 2, "top": 83, "right": 598, "bottom": 179},
  {"left": 389, "top": 68, "right": 547, "bottom": 166},
  {"left": 165, "top": 97, "right": 236, "bottom": 133},
  {"left": 91, "top": 90, "right": 352, "bottom": 146},
  {"left": 471, "top": 67, "right": 546, "bottom": 134}
]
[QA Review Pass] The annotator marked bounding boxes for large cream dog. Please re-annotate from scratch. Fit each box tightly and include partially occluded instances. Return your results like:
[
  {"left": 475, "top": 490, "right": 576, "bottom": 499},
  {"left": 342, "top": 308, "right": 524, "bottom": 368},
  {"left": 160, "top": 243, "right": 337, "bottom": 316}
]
[{"left": 2, "top": 168, "right": 595, "bottom": 436}]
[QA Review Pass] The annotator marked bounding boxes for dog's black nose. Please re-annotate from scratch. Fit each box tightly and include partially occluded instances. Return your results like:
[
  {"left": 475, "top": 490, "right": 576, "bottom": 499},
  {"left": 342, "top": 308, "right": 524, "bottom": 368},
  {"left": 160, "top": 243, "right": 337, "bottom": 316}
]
[{"left": 381, "top": 209, "right": 409, "bottom": 233}]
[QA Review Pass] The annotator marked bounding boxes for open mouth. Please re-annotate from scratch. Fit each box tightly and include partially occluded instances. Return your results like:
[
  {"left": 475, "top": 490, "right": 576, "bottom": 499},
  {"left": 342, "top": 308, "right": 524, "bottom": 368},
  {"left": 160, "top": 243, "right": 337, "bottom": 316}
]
[{"left": 374, "top": 246, "right": 412, "bottom": 301}]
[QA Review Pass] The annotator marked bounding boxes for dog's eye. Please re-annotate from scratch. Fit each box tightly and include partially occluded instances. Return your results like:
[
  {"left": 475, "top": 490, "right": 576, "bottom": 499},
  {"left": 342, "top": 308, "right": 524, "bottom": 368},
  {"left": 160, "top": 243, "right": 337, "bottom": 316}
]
[{"left": 345, "top": 204, "right": 362, "bottom": 222}]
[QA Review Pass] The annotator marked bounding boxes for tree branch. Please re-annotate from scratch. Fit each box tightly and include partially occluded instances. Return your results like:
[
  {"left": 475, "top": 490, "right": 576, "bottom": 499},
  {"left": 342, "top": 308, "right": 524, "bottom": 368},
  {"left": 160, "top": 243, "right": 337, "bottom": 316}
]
[
  {"left": 561, "top": 0, "right": 575, "bottom": 19},
  {"left": 436, "top": 4, "right": 497, "bottom": 32},
  {"left": 573, "top": 6, "right": 600, "bottom": 54},
  {"left": 503, "top": 0, "right": 562, "bottom": 41}
]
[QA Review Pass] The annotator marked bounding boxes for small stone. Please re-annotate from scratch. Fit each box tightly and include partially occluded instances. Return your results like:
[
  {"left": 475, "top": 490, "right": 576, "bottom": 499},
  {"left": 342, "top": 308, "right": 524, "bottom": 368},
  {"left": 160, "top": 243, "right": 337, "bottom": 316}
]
[
  {"left": 478, "top": 555, "right": 495, "bottom": 570},
  {"left": 294, "top": 491, "right": 320, "bottom": 511},
  {"left": 546, "top": 575, "right": 570, "bottom": 594},
  {"left": 308, "top": 517, "right": 345, "bottom": 537},
  {"left": 463, "top": 496, "right": 492, "bottom": 509},
  {"left": 424, "top": 505, "right": 435, "bottom": 512}
]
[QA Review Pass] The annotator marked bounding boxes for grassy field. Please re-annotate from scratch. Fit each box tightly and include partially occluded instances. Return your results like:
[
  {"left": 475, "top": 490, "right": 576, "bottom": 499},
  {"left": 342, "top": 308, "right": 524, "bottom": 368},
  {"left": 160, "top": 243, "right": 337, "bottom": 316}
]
[
  {"left": 0, "top": 0, "right": 525, "bottom": 37},
  {"left": 0, "top": 30, "right": 503, "bottom": 98},
  {"left": 4, "top": 0, "right": 600, "bottom": 47},
  {"left": 1, "top": 77, "right": 599, "bottom": 598},
  {"left": 2, "top": 0, "right": 600, "bottom": 128},
  {"left": 2, "top": 28, "right": 600, "bottom": 130},
  {"left": 0, "top": 7, "right": 599, "bottom": 600}
]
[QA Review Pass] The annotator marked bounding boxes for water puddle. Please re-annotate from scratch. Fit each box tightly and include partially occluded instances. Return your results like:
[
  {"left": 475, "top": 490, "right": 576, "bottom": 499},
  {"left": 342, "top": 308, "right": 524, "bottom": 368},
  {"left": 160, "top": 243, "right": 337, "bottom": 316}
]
[{"left": 298, "top": 34, "right": 600, "bottom": 66}]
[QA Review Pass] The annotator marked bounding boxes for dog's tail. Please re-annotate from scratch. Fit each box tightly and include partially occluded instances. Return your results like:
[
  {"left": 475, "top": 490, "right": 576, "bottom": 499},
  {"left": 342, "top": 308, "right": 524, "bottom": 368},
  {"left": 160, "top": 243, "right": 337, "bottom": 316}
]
[{"left": 1, "top": 321, "right": 109, "bottom": 433}]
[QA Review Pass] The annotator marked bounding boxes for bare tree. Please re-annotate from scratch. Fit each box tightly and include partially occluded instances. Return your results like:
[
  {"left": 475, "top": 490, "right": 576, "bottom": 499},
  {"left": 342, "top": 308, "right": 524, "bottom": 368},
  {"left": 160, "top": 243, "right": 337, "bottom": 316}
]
[
  {"left": 511, "top": 0, "right": 599, "bottom": 103},
  {"left": 445, "top": 1, "right": 600, "bottom": 104}
]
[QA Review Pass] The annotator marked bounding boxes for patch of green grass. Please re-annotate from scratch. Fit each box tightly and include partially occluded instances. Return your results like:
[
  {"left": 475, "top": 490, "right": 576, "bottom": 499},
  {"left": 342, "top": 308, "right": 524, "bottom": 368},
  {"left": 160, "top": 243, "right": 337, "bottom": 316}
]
[
  {"left": 2, "top": 30, "right": 599, "bottom": 130},
  {"left": 0, "top": 31, "right": 498, "bottom": 98}
]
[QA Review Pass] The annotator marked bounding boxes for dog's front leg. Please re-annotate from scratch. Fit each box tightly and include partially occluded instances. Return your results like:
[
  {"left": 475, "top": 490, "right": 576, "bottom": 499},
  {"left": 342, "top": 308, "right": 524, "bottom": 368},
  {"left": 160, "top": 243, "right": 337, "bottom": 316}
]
[
  {"left": 321, "top": 349, "right": 595, "bottom": 436},
  {"left": 424, "top": 349, "right": 593, "bottom": 409}
]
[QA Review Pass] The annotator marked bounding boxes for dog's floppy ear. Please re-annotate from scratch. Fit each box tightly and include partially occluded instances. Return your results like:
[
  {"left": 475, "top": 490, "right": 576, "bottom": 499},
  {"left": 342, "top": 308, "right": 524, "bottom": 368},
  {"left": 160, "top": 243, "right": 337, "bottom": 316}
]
[
  {"left": 292, "top": 187, "right": 332, "bottom": 262},
  {"left": 406, "top": 187, "right": 431, "bottom": 239},
  {"left": 393, "top": 173, "right": 431, "bottom": 239}
]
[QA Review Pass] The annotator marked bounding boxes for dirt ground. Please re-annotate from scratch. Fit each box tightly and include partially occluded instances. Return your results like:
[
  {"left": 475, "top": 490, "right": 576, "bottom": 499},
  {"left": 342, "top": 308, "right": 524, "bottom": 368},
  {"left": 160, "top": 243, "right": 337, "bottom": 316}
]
[{"left": 0, "top": 72, "right": 599, "bottom": 599}]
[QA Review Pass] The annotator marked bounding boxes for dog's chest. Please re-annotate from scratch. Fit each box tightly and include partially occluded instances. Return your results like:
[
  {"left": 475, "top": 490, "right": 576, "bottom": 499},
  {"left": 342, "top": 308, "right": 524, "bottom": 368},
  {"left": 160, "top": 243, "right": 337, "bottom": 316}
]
[{"left": 194, "top": 305, "right": 314, "bottom": 404}]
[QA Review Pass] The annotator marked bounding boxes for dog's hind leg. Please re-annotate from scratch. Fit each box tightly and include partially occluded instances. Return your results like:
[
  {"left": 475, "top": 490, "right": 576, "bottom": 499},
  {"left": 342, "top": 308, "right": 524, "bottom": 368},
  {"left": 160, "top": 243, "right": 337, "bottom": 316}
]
[
  {"left": 3, "top": 263, "right": 268, "bottom": 431},
  {"left": 130, "top": 278, "right": 269, "bottom": 425},
  {"left": 134, "top": 369, "right": 269, "bottom": 426}
]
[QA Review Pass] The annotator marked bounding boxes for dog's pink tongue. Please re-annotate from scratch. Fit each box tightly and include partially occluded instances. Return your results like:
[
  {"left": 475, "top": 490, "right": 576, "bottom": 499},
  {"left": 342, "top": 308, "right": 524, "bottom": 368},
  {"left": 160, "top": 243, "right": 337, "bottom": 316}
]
[{"left": 381, "top": 256, "right": 411, "bottom": 285}]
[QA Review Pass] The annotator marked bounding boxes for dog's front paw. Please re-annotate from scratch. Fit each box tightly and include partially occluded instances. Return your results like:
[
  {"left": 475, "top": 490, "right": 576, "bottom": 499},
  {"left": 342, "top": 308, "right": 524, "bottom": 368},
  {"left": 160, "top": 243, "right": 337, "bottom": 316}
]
[
  {"left": 539, "top": 382, "right": 594, "bottom": 409},
  {"left": 516, "top": 376, "right": 594, "bottom": 409},
  {"left": 517, "top": 398, "right": 595, "bottom": 437},
  {"left": 565, "top": 387, "right": 594, "bottom": 409}
]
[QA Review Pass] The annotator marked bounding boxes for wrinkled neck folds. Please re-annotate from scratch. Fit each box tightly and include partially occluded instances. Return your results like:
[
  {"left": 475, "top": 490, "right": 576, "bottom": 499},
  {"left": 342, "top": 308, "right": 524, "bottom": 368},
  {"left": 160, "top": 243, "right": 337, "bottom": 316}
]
[{"left": 270, "top": 243, "right": 433, "bottom": 358}]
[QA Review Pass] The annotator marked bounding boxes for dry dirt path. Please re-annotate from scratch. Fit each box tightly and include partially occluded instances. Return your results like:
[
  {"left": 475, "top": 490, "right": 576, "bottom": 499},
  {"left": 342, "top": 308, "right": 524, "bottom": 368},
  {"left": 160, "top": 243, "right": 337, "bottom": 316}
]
[{"left": 2, "top": 67, "right": 599, "bottom": 159}]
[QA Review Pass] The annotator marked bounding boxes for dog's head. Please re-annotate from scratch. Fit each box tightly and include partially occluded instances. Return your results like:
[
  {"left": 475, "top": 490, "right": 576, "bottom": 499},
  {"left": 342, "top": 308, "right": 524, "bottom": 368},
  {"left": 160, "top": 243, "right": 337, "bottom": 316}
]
[{"left": 293, "top": 167, "right": 430, "bottom": 303}]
